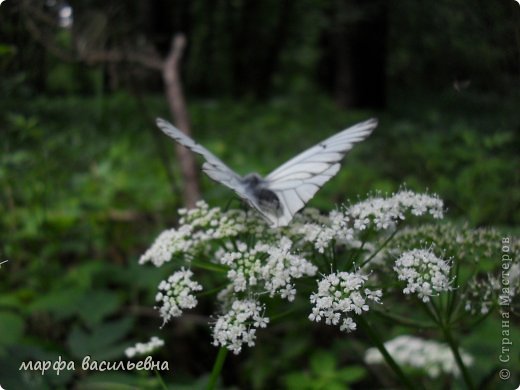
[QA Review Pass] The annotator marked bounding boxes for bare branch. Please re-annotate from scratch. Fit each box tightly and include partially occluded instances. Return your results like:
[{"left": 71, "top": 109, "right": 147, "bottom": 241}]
[
  {"left": 162, "top": 33, "right": 201, "bottom": 207},
  {"left": 20, "top": 1, "right": 162, "bottom": 70},
  {"left": 21, "top": 3, "right": 77, "bottom": 62},
  {"left": 80, "top": 49, "right": 162, "bottom": 70}
]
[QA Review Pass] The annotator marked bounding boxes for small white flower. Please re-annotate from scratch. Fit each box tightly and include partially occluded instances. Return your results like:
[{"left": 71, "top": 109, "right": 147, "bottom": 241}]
[
  {"left": 291, "top": 191, "right": 443, "bottom": 256},
  {"left": 346, "top": 190, "right": 444, "bottom": 232},
  {"left": 365, "top": 335, "right": 473, "bottom": 378},
  {"left": 260, "top": 237, "right": 318, "bottom": 301},
  {"left": 218, "top": 238, "right": 317, "bottom": 301},
  {"left": 125, "top": 336, "right": 165, "bottom": 358},
  {"left": 138, "top": 227, "right": 193, "bottom": 267},
  {"left": 340, "top": 317, "right": 357, "bottom": 332},
  {"left": 211, "top": 299, "right": 269, "bottom": 354},
  {"left": 309, "top": 271, "right": 381, "bottom": 332},
  {"left": 139, "top": 202, "right": 254, "bottom": 266},
  {"left": 155, "top": 268, "right": 203, "bottom": 326},
  {"left": 463, "top": 267, "right": 520, "bottom": 315},
  {"left": 394, "top": 249, "right": 452, "bottom": 302},
  {"left": 507, "top": 262, "right": 520, "bottom": 297}
]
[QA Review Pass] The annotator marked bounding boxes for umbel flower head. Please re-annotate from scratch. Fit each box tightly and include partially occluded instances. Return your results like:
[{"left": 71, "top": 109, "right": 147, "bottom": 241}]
[
  {"left": 464, "top": 261, "right": 520, "bottom": 315},
  {"left": 365, "top": 335, "right": 473, "bottom": 378},
  {"left": 394, "top": 249, "right": 453, "bottom": 302},
  {"left": 211, "top": 299, "right": 269, "bottom": 354},
  {"left": 219, "top": 237, "right": 317, "bottom": 301},
  {"left": 309, "top": 271, "right": 382, "bottom": 332},
  {"left": 137, "top": 190, "right": 450, "bottom": 355},
  {"left": 346, "top": 190, "right": 444, "bottom": 231},
  {"left": 125, "top": 336, "right": 165, "bottom": 358},
  {"left": 155, "top": 268, "right": 203, "bottom": 326},
  {"left": 293, "top": 190, "right": 444, "bottom": 254},
  {"left": 139, "top": 201, "right": 252, "bottom": 267}
]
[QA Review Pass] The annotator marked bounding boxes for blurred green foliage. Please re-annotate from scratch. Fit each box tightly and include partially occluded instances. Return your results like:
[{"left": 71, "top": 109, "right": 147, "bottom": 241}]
[
  {"left": 1, "top": 0, "right": 518, "bottom": 387},
  {"left": 283, "top": 350, "right": 365, "bottom": 389},
  {"left": 0, "top": 89, "right": 518, "bottom": 388}
]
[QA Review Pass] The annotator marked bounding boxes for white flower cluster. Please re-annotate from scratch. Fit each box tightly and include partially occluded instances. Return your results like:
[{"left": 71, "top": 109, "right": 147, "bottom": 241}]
[
  {"left": 138, "top": 227, "right": 192, "bottom": 267},
  {"left": 292, "top": 191, "right": 443, "bottom": 255},
  {"left": 394, "top": 249, "right": 452, "bottom": 302},
  {"left": 390, "top": 222, "right": 510, "bottom": 263},
  {"left": 259, "top": 237, "right": 318, "bottom": 300},
  {"left": 136, "top": 190, "right": 454, "bottom": 356},
  {"left": 463, "top": 277, "right": 498, "bottom": 315},
  {"left": 364, "top": 335, "right": 473, "bottom": 378},
  {"left": 295, "top": 210, "right": 354, "bottom": 253},
  {"left": 464, "top": 262, "right": 519, "bottom": 315},
  {"left": 309, "top": 272, "right": 382, "bottom": 332},
  {"left": 125, "top": 336, "right": 164, "bottom": 358},
  {"left": 155, "top": 268, "right": 203, "bottom": 325},
  {"left": 346, "top": 190, "right": 444, "bottom": 231},
  {"left": 139, "top": 201, "right": 249, "bottom": 267},
  {"left": 177, "top": 201, "right": 247, "bottom": 239},
  {"left": 508, "top": 262, "right": 520, "bottom": 297},
  {"left": 219, "top": 237, "right": 317, "bottom": 301},
  {"left": 211, "top": 299, "right": 269, "bottom": 354}
]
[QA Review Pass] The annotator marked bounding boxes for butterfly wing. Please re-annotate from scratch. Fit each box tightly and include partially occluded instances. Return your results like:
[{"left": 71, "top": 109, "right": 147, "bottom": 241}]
[
  {"left": 265, "top": 118, "right": 378, "bottom": 227},
  {"left": 157, "top": 118, "right": 291, "bottom": 224},
  {"left": 156, "top": 118, "right": 245, "bottom": 195}
]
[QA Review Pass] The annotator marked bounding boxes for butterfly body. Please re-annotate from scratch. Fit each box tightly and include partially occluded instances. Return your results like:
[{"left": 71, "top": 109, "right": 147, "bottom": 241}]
[
  {"left": 156, "top": 118, "right": 377, "bottom": 227},
  {"left": 241, "top": 173, "right": 283, "bottom": 216}
]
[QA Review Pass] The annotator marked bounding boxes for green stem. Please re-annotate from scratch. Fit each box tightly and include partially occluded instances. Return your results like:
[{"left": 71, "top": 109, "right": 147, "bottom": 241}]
[
  {"left": 197, "top": 283, "right": 229, "bottom": 298},
  {"left": 464, "top": 307, "right": 494, "bottom": 329},
  {"left": 448, "top": 297, "right": 468, "bottom": 326},
  {"left": 191, "top": 260, "right": 228, "bottom": 273},
  {"left": 349, "top": 238, "right": 367, "bottom": 267},
  {"left": 357, "top": 316, "right": 417, "bottom": 390},
  {"left": 360, "top": 227, "right": 400, "bottom": 268},
  {"left": 207, "top": 347, "right": 228, "bottom": 390},
  {"left": 270, "top": 308, "right": 297, "bottom": 322},
  {"left": 428, "top": 300, "right": 475, "bottom": 389},
  {"left": 320, "top": 252, "right": 331, "bottom": 273},
  {"left": 331, "top": 240, "right": 338, "bottom": 272},
  {"left": 441, "top": 325, "right": 475, "bottom": 390},
  {"left": 447, "top": 258, "right": 461, "bottom": 318},
  {"left": 373, "top": 308, "right": 437, "bottom": 329},
  {"left": 348, "top": 240, "right": 367, "bottom": 270},
  {"left": 154, "top": 369, "right": 168, "bottom": 390},
  {"left": 429, "top": 299, "right": 443, "bottom": 324}
]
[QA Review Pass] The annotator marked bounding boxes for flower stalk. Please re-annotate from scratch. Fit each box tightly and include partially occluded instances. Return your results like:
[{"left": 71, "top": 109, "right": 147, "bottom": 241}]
[
  {"left": 357, "top": 316, "right": 418, "bottom": 390},
  {"left": 207, "top": 346, "right": 228, "bottom": 390},
  {"left": 441, "top": 324, "right": 475, "bottom": 389}
]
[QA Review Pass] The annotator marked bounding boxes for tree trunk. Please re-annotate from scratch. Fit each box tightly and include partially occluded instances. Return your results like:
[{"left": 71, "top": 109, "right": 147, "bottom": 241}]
[
  {"left": 321, "top": 0, "right": 388, "bottom": 109},
  {"left": 162, "top": 34, "right": 200, "bottom": 208},
  {"left": 349, "top": 0, "right": 388, "bottom": 109}
]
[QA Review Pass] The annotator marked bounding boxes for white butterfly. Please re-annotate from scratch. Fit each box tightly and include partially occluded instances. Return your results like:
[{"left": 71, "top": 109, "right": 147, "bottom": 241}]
[{"left": 157, "top": 118, "right": 377, "bottom": 227}]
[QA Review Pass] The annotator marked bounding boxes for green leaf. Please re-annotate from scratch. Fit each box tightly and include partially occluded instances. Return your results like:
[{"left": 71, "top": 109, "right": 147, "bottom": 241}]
[
  {"left": 64, "top": 262, "right": 106, "bottom": 290},
  {"left": 0, "top": 311, "right": 24, "bottom": 348},
  {"left": 0, "top": 292, "right": 21, "bottom": 309},
  {"left": 77, "top": 290, "right": 121, "bottom": 327},
  {"left": 284, "top": 372, "right": 312, "bottom": 389},
  {"left": 310, "top": 350, "right": 336, "bottom": 375},
  {"left": 0, "top": 44, "right": 17, "bottom": 56},
  {"left": 28, "top": 288, "right": 84, "bottom": 320},
  {"left": 67, "top": 318, "right": 134, "bottom": 360},
  {"left": 336, "top": 366, "right": 366, "bottom": 383}
]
